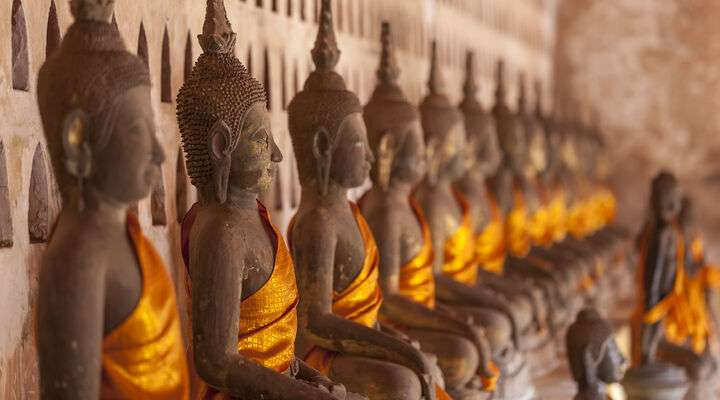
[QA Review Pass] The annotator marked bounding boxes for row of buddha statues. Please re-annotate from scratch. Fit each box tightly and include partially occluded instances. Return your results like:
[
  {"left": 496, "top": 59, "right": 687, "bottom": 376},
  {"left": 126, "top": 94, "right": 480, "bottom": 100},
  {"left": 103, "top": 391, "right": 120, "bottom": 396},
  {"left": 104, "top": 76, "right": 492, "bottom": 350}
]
[{"left": 34, "top": 0, "right": 642, "bottom": 399}]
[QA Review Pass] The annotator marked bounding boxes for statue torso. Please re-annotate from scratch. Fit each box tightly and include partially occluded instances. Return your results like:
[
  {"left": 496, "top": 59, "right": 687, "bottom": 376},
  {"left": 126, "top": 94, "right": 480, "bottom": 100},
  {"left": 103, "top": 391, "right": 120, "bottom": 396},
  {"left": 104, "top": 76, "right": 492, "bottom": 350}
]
[
  {"left": 417, "top": 183, "right": 463, "bottom": 243},
  {"left": 363, "top": 195, "right": 425, "bottom": 266}
]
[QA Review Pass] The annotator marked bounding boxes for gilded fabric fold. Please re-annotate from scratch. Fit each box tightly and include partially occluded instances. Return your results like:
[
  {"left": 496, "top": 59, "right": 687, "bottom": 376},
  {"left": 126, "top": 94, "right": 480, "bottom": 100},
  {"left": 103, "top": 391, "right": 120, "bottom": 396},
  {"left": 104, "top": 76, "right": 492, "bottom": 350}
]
[
  {"left": 101, "top": 214, "right": 190, "bottom": 400},
  {"left": 442, "top": 191, "right": 478, "bottom": 285},
  {"left": 475, "top": 191, "right": 506, "bottom": 274},
  {"left": 399, "top": 198, "right": 436, "bottom": 309},
  {"left": 182, "top": 202, "right": 299, "bottom": 399},
  {"left": 506, "top": 184, "right": 531, "bottom": 257}
]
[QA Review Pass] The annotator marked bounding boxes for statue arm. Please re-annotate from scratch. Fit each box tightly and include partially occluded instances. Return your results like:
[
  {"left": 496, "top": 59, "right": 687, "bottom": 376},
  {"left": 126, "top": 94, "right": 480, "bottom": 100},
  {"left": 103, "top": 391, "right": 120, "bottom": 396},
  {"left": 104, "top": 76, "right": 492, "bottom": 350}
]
[
  {"left": 294, "top": 211, "right": 436, "bottom": 398},
  {"left": 37, "top": 250, "right": 106, "bottom": 399},
  {"left": 191, "top": 227, "right": 337, "bottom": 400}
]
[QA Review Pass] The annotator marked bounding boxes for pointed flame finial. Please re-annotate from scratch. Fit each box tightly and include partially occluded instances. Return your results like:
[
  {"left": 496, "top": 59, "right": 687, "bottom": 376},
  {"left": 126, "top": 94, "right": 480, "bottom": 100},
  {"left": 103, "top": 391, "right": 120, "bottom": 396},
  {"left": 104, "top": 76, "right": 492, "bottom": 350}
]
[
  {"left": 495, "top": 59, "right": 506, "bottom": 106},
  {"left": 198, "top": 0, "right": 236, "bottom": 54},
  {"left": 70, "top": 0, "right": 114, "bottom": 23},
  {"left": 427, "top": 41, "right": 444, "bottom": 95},
  {"left": 377, "top": 21, "right": 400, "bottom": 86},
  {"left": 463, "top": 51, "right": 479, "bottom": 100},
  {"left": 311, "top": 0, "right": 340, "bottom": 72}
]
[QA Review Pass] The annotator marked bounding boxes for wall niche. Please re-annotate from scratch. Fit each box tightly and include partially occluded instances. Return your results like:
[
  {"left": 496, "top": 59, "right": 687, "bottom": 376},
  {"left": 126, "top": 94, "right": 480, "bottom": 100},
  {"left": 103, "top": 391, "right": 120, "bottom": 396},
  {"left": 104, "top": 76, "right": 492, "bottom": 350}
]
[
  {"left": 11, "top": 0, "right": 30, "bottom": 91},
  {"left": 0, "top": 142, "right": 13, "bottom": 248},
  {"left": 28, "top": 144, "right": 49, "bottom": 243}
]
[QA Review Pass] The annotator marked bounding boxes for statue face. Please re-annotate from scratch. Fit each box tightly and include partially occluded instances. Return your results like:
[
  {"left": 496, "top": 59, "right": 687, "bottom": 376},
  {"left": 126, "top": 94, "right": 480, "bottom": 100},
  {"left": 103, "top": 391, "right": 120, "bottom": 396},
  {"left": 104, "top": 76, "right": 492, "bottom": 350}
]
[
  {"left": 435, "top": 121, "right": 468, "bottom": 181},
  {"left": 92, "top": 85, "right": 165, "bottom": 204},
  {"left": 597, "top": 340, "right": 626, "bottom": 384},
  {"left": 392, "top": 120, "right": 426, "bottom": 186},
  {"left": 228, "top": 102, "right": 282, "bottom": 193},
  {"left": 330, "top": 112, "right": 373, "bottom": 189}
]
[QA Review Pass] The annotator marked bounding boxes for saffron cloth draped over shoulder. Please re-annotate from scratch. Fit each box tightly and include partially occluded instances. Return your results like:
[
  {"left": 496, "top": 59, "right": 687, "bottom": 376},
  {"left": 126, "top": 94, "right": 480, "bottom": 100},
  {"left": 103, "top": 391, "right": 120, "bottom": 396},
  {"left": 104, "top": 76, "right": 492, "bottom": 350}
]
[
  {"left": 400, "top": 197, "right": 436, "bottom": 309},
  {"left": 506, "top": 182, "right": 531, "bottom": 257},
  {"left": 289, "top": 202, "right": 383, "bottom": 375},
  {"left": 101, "top": 214, "right": 190, "bottom": 399},
  {"left": 475, "top": 189, "right": 506, "bottom": 274},
  {"left": 181, "top": 202, "right": 299, "bottom": 391},
  {"left": 442, "top": 191, "right": 479, "bottom": 285}
]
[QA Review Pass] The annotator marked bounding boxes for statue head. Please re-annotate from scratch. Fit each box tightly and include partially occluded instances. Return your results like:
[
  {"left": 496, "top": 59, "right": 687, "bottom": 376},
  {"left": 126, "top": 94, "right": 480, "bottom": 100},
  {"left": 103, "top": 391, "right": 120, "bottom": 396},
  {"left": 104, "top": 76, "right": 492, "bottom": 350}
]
[
  {"left": 288, "top": 0, "right": 370, "bottom": 195},
  {"left": 491, "top": 60, "right": 527, "bottom": 178},
  {"left": 650, "top": 171, "right": 681, "bottom": 225},
  {"left": 566, "top": 308, "right": 626, "bottom": 394},
  {"left": 518, "top": 74, "right": 548, "bottom": 181},
  {"left": 364, "top": 22, "right": 423, "bottom": 191},
  {"left": 419, "top": 41, "right": 466, "bottom": 185},
  {"left": 177, "top": 0, "right": 280, "bottom": 204},
  {"left": 459, "top": 52, "right": 500, "bottom": 178},
  {"left": 37, "top": 0, "right": 163, "bottom": 208}
]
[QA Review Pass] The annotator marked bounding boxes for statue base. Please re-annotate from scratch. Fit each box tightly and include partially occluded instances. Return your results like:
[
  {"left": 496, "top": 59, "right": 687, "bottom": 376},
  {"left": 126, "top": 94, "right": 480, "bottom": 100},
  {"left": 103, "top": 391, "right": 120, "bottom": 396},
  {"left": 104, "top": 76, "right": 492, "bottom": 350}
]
[{"left": 622, "top": 362, "right": 688, "bottom": 400}]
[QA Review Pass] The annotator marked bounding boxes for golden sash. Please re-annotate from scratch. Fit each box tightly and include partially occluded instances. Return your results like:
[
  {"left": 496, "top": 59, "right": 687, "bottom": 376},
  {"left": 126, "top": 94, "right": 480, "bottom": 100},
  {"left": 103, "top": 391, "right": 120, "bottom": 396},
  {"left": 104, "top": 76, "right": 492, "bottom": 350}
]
[
  {"left": 475, "top": 192, "right": 506, "bottom": 274},
  {"left": 567, "top": 199, "right": 590, "bottom": 239},
  {"left": 442, "top": 191, "right": 478, "bottom": 285},
  {"left": 183, "top": 203, "right": 299, "bottom": 399},
  {"left": 399, "top": 198, "right": 436, "bottom": 309},
  {"left": 301, "top": 202, "right": 384, "bottom": 374},
  {"left": 101, "top": 214, "right": 190, "bottom": 400},
  {"left": 546, "top": 188, "right": 568, "bottom": 243},
  {"left": 506, "top": 185, "right": 531, "bottom": 257}
]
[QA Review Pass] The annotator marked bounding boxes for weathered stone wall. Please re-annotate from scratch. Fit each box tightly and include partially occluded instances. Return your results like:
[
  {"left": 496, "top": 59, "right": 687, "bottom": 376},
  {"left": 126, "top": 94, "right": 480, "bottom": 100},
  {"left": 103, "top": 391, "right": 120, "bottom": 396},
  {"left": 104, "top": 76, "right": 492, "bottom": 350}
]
[
  {"left": 0, "top": 0, "right": 554, "bottom": 396},
  {"left": 554, "top": 0, "right": 720, "bottom": 259}
]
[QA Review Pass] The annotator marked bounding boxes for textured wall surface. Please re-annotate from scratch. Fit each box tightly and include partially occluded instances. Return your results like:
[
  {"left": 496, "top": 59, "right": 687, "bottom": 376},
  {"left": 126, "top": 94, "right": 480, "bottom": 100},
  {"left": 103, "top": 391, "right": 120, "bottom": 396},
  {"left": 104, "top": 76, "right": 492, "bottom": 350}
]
[
  {"left": 0, "top": 0, "right": 553, "bottom": 397},
  {"left": 554, "top": 0, "right": 720, "bottom": 259}
]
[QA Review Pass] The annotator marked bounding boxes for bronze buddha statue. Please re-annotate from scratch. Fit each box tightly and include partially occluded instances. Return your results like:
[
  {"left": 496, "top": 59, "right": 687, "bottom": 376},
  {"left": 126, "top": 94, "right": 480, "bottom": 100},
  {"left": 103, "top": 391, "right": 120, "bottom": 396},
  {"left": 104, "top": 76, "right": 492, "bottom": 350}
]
[
  {"left": 36, "top": 0, "right": 189, "bottom": 398},
  {"left": 176, "top": 1, "right": 359, "bottom": 399},
  {"left": 287, "top": 2, "right": 445, "bottom": 399},
  {"left": 360, "top": 23, "right": 497, "bottom": 399},
  {"left": 566, "top": 308, "right": 626, "bottom": 400}
]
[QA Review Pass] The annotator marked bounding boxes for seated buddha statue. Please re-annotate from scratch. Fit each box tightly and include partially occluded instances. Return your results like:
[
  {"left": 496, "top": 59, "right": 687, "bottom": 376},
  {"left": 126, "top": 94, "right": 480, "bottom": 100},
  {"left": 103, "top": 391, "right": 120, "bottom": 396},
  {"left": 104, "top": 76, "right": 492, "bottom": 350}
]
[
  {"left": 177, "top": 2, "right": 357, "bottom": 399},
  {"left": 359, "top": 23, "right": 497, "bottom": 399},
  {"left": 36, "top": 1, "right": 189, "bottom": 398},
  {"left": 413, "top": 45, "right": 536, "bottom": 398},
  {"left": 287, "top": 2, "right": 445, "bottom": 399},
  {"left": 452, "top": 55, "right": 543, "bottom": 348},
  {"left": 566, "top": 308, "right": 626, "bottom": 400}
]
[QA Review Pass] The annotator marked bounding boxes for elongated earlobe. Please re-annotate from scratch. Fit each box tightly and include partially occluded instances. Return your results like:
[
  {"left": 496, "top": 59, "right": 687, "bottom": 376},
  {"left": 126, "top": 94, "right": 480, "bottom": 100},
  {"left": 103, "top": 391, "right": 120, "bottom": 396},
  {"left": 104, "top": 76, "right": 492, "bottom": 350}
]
[
  {"left": 208, "top": 119, "right": 233, "bottom": 203},
  {"left": 312, "top": 127, "right": 332, "bottom": 196},
  {"left": 61, "top": 109, "right": 92, "bottom": 210},
  {"left": 377, "top": 131, "right": 396, "bottom": 191}
]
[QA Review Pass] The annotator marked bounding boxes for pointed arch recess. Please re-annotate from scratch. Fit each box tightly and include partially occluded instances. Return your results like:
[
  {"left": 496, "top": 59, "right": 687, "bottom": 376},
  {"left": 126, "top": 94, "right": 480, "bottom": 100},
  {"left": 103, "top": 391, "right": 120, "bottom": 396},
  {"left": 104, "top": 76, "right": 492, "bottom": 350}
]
[
  {"left": 46, "top": 0, "right": 61, "bottom": 58},
  {"left": 137, "top": 21, "right": 149, "bottom": 69},
  {"left": 28, "top": 144, "right": 49, "bottom": 243},
  {"left": 175, "top": 149, "right": 189, "bottom": 223},
  {"left": 151, "top": 168, "right": 167, "bottom": 226},
  {"left": 184, "top": 31, "right": 193, "bottom": 83},
  {"left": 11, "top": 0, "right": 30, "bottom": 91},
  {"left": 263, "top": 48, "right": 272, "bottom": 111},
  {"left": 0, "top": 142, "right": 13, "bottom": 248},
  {"left": 161, "top": 26, "right": 172, "bottom": 103}
]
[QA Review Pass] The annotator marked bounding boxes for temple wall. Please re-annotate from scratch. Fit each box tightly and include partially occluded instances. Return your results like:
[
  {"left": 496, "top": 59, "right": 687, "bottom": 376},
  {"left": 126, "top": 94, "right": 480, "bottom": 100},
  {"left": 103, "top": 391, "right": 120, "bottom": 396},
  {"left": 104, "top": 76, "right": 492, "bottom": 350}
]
[
  {"left": 554, "top": 0, "right": 720, "bottom": 260},
  {"left": 0, "top": 0, "right": 554, "bottom": 396}
]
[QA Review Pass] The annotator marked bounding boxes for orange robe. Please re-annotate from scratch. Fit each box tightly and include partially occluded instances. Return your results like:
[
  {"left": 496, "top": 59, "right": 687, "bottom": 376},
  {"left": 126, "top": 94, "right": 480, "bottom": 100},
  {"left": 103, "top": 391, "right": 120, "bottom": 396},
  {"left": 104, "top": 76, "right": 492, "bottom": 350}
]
[
  {"left": 475, "top": 191, "right": 506, "bottom": 274},
  {"left": 399, "top": 198, "right": 436, "bottom": 309},
  {"left": 546, "top": 188, "right": 568, "bottom": 243},
  {"left": 291, "top": 203, "right": 454, "bottom": 399},
  {"left": 182, "top": 202, "right": 299, "bottom": 399},
  {"left": 506, "top": 184, "right": 531, "bottom": 258},
  {"left": 442, "top": 191, "right": 479, "bottom": 285},
  {"left": 101, "top": 214, "right": 190, "bottom": 399}
]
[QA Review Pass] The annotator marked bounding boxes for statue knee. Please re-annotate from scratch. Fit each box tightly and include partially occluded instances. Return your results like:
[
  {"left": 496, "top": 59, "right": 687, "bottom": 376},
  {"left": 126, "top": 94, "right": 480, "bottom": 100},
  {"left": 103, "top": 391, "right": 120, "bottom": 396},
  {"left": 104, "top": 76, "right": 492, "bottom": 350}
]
[
  {"left": 331, "top": 356, "right": 422, "bottom": 400},
  {"left": 409, "top": 330, "right": 480, "bottom": 389}
]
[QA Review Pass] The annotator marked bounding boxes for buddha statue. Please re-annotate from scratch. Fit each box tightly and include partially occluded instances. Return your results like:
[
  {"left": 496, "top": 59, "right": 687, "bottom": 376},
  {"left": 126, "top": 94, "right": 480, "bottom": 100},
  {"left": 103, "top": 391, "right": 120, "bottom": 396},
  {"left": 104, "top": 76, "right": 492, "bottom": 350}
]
[
  {"left": 176, "top": 2, "right": 360, "bottom": 399},
  {"left": 35, "top": 0, "right": 189, "bottom": 398},
  {"left": 451, "top": 54, "right": 546, "bottom": 350},
  {"left": 566, "top": 308, "right": 626, "bottom": 400},
  {"left": 413, "top": 45, "right": 536, "bottom": 399},
  {"left": 287, "top": 2, "right": 444, "bottom": 399},
  {"left": 359, "top": 24, "right": 497, "bottom": 399}
]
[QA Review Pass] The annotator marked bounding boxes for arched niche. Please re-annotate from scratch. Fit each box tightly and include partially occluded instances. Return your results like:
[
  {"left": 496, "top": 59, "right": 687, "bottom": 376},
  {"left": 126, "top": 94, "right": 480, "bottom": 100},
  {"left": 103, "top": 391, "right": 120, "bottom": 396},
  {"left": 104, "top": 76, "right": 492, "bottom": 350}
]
[
  {"left": 137, "top": 21, "right": 149, "bottom": 68},
  {"left": 28, "top": 144, "right": 49, "bottom": 244},
  {"left": 184, "top": 30, "right": 193, "bottom": 83},
  {"left": 286, "top": 0, "right": 292, "bottom": 17},
  {"left": 175, "top": 149, "right": 188, "bottom": 223},
  {"left": 247, "top": 46, "right": 253, "bottom": 76},
  {"left": 274, "top": 163, "right": 283, "bottom": 212},
  {"left": 289, "top": 153, "right": 300, "bottom": 209},
  {"left": 46, "top": 0, "right": 61, "bottom": 58},
  {"left": 11, "top": 0, "right": 30, "bottom": 91},
  {"left": 0, "top": 142, "right": 13, "bottom": 248},
  {"left": 151, "top": 167, "right": 167, "bottom": 226},
  {"left": 161, "top": 26, "right": 172, "bottom": 103},
  {"left": 263, "top": 48, "right": 272, "bottom": 111},
  {"left": 300, "top": 0, "right": 306, "bottom": 21},
  {"left": 281, "top": 54, "right": 287, "bottom": 110}
]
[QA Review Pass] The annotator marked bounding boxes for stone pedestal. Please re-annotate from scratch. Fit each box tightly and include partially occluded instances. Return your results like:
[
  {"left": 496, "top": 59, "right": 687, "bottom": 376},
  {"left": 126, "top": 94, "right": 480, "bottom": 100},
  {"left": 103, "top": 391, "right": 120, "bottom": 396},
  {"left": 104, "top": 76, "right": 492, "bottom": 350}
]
[{"left": 622, "top": 362, "right": 688, "bottom": 400}]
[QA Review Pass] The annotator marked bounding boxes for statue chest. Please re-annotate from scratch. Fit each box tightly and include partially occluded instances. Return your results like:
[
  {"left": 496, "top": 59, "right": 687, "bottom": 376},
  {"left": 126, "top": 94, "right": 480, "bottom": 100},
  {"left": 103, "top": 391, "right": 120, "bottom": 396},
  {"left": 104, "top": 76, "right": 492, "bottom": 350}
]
[
  {"left": 397, "top": 209, "right": 425, "bottom": 264},
  {"left": 333, "top": 213, "right": 367, "bottom": 293},
  {"left": 239, "top": 226, "right": 277, "bottom": 300},
  {"left": 104, "top": 235, "right": 143, "bottom": 334}
]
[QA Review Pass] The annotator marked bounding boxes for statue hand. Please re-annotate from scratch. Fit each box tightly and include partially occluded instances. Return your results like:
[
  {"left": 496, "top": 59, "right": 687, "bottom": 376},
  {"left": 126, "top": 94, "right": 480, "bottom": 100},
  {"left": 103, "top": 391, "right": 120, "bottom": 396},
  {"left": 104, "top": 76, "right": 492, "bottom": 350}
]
[
  {"left": 305, "top": 374, "right": 348, "bottom": 399},
  {"left": 420, "top": 372, "right": 437, "bottom": 400}
]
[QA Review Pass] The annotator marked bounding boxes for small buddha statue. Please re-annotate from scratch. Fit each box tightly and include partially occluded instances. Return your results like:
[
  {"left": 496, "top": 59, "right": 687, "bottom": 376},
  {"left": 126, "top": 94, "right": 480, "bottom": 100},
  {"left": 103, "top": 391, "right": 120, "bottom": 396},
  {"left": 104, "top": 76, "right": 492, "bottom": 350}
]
[
  {"left": 287, "top": 2, "right": 443, "bottom": 399},
  {"left": 566, "top": 308, "right": 626, "bottom": 400},
  {"left": 176, "top": 2, "right": 358, "bottom": 399},
  {"left": 36, "top": 0, "right": 189, "bottom": 398},
  {"left": 413, "top": 44, "right": 536, "bottom": 399},
  {"left": 360, "top": 23, "right": 497, "bottom": 399}
]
